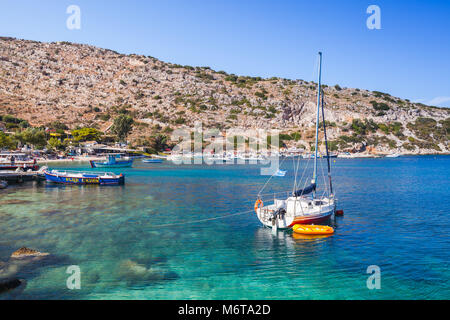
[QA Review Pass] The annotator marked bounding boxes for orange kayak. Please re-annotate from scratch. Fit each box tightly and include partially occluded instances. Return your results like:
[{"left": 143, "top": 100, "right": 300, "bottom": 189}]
[{"left": 292, "top": 224, "right": 334, "bottom": 235}]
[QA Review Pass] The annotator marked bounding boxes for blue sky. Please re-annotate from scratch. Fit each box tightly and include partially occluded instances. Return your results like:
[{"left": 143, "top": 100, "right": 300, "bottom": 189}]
[{"left": 1, "top": 0, "right": 449, "bottom": 107}]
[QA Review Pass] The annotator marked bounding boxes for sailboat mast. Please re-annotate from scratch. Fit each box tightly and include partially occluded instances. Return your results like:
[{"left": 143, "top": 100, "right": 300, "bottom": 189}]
[
  {"left": 321, "top": 91, "right": 334, "bottom": 195},
  {"left": 313, "top": 52, "right": 322, "bottom": 187}
]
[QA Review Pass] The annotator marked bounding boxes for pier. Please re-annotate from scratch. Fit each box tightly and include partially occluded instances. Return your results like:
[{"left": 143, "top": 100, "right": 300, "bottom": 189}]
[{"left": 0, "top": 171, "right": 45, "bottom": 184}]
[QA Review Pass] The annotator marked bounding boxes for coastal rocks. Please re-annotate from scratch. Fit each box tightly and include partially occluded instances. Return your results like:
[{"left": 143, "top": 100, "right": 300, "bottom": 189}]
[
  {"left": 344, "top": 142, "right": 367, "bottom": 153},
  {"left": 281, "top": 102, "right": 306, "bottom": 122}
]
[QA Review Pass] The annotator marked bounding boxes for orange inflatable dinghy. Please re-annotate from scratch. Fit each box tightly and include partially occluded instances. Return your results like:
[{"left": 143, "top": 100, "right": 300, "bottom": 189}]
[{"left": 292, "top": 224, "right": 334, "bottom": 235}]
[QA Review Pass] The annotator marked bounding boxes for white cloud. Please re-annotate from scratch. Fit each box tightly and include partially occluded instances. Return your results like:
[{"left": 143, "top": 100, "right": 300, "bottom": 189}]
[{"left": 427, "top": 96, "right": 450, "bottom": 107}]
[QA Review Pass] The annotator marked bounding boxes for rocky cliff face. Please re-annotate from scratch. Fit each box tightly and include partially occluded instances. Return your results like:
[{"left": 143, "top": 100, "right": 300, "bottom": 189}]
[{"left": 0, "top": 37, "right": 448, "bottom": 154}]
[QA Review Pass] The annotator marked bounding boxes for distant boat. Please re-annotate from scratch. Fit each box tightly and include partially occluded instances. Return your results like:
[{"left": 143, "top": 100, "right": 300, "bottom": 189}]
[
  {"left": 44, "top": 169, "right": 125, "bottom": 185},
  {"left": 385, "top": 153, "right": 400, "bottom": 158},
  {"left": 274, "top": 169, "right": 287, "bottom": 177},
  {"left": 237, "top": 155, "right": 266, "bottom": 162},
  {"left": 302, "top": 153, "right": 321, "bottom": 159},
  {"left": 323, "top": 153, "right": 338, "bottom": 158},
  {"left": 90, "top": 154, "right": 133, "bottom": 168},
  {"left": 142, "top": 158, "right": 163, "bottom": 163},
  {"left": 0, "top": 153, "right": 39, "bottom": 171}
]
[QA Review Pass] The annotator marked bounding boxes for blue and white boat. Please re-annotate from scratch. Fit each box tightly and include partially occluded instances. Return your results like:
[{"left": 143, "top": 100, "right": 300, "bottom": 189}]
[
  {"left": 90, "top": 154, "right": 133, "bottom": 168},
  {"left": 44, "top": 169, "right": 125, "bottom": 185}
]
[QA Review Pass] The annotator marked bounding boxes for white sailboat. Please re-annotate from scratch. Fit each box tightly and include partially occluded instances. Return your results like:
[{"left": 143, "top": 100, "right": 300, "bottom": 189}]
[{"left": 255, "top": 52, "right": 336, "bottom": 229}]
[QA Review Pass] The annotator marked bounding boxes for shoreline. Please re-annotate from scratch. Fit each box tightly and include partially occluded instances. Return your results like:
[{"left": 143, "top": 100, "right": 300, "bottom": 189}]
[
  {"left": 36, "top": 156, "right": 104, "bottom": 165},
  {"left": 33, "top": 153, "right": 450, "bottom": 165}
]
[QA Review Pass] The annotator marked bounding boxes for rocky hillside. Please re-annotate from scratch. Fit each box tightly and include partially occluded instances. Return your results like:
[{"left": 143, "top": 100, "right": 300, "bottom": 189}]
[{"left": 0, "top": 37, "right": 448, "bottom": 154}]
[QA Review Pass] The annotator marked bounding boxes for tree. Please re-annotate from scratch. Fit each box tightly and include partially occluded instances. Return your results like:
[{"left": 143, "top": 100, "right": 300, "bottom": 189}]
[
  {"left": 147, "top": 134, "right": 168, "bottom": 153},
  {"left": 71, "top": 128, "right": 103, "bottom": 142},
  {"left": 47, "top": 137, "right": 64, "bottom": 151},
  {"left": 111, "top": 115, "right": 134, "bottom": 142},
  {"left": 14, "top": 128, "right": 46, "bottom": 149},
  {"left": 0, "top": 131, "right": 15, "bottom": 149}
]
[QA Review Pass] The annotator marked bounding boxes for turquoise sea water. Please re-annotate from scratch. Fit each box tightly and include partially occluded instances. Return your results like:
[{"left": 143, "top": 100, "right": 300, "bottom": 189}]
[{"left": 0, "top": 156, "right": 449, "bottom": 299}]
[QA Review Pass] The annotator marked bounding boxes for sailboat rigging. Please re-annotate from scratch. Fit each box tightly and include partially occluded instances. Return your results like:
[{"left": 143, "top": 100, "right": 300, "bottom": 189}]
[{"left": 254, "top": 52, "right": 336, "bottom": 229}]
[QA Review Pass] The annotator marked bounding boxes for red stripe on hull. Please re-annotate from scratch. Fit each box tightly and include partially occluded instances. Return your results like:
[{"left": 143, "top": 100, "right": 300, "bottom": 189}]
[
  {"left": 288, "top": 212, "right": 333, "bottom": 227},
  {"left": 0, "top": 165, "right": 39, "bottom": 171}
]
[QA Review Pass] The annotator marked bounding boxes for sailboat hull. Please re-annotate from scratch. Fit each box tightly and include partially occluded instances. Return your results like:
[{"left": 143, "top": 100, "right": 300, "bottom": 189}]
[
  {"left": 256, "top": 197, "right": 336, "bottom": 229},
  {"left": 257, "top": 209, "right": 334, "bottom": 229},
  {"left": 289, "top": 210, "right": 333, "bottom": 226}
]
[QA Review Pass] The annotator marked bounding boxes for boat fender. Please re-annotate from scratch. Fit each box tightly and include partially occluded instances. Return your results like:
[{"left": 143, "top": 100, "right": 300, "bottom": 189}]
[
  {"left": 336, "top": 209, "right": 344, "bottom": 216},
  {"left": 254, "top": 199, "right": 263, "bottom": 213}
]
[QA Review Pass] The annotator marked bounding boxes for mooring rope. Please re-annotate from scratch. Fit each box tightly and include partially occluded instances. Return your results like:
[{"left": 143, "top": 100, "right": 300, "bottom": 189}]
[{"left": 145, "top": 209, "right": 255, "bottom": 228}]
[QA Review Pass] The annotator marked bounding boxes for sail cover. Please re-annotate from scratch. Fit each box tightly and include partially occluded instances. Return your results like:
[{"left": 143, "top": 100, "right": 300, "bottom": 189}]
[{"left": 293, "top": 183, "right": 316, "bottom": 197}]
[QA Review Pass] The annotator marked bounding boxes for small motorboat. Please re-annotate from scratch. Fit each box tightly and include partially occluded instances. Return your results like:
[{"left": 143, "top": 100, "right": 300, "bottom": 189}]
[
  {"left": 142, "top": 158, "right": 163, "bottom": 164},
  {"left": 90, "top": 154, "right": 133, "bottom": 168},
  {"left": 292, "top": 224, "right": 334, "bottom": 235},
  {"left": 44, "top": 169, "right": 125, "bottom": 185}
]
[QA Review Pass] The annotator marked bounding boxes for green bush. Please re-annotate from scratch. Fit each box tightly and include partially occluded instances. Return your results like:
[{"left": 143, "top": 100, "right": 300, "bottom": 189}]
[
  {"left": 255, "top": 91, "right": 268, "bottom": 100},
  {"left": 406, "top": 117, "right": 446, "bottom": 142},
  {"left": 174, "top": 117, "right": 186, "bottom": 125},
  {"left": 370, "top": 101, "right": 390, "bottom": 111},
  {"left": 71, "top": 128, "right": 103, "bottom": 142},
  {"left": 0, "top": 131, "right": 15, "bottom": 149}
]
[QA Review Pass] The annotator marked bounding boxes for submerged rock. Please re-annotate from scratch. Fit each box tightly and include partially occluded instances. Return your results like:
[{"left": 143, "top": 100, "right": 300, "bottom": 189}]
[
  {"left": 0, "top": 278, "right": 27, "bottom": 298},
  {"left": 1, "top": 248, "right": 51, "bottom": 284},
  {"left": 0, "top": 262, "right": 20, "bottom": 280},
  {"left": 0, "top": 278, "right": 22, "bottom": 294},
  {"left": 117, "top": 259, "right": 179, "bottom": 284}
]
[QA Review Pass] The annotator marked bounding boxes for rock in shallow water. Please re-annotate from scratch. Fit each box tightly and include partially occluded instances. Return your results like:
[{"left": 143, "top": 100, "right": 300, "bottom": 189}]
[
  {"left": 10, "top": 247, "right": 49, "bottom": 258},
  {"left": 1, "top": 247, "right": 51, "bottom": 284}
]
